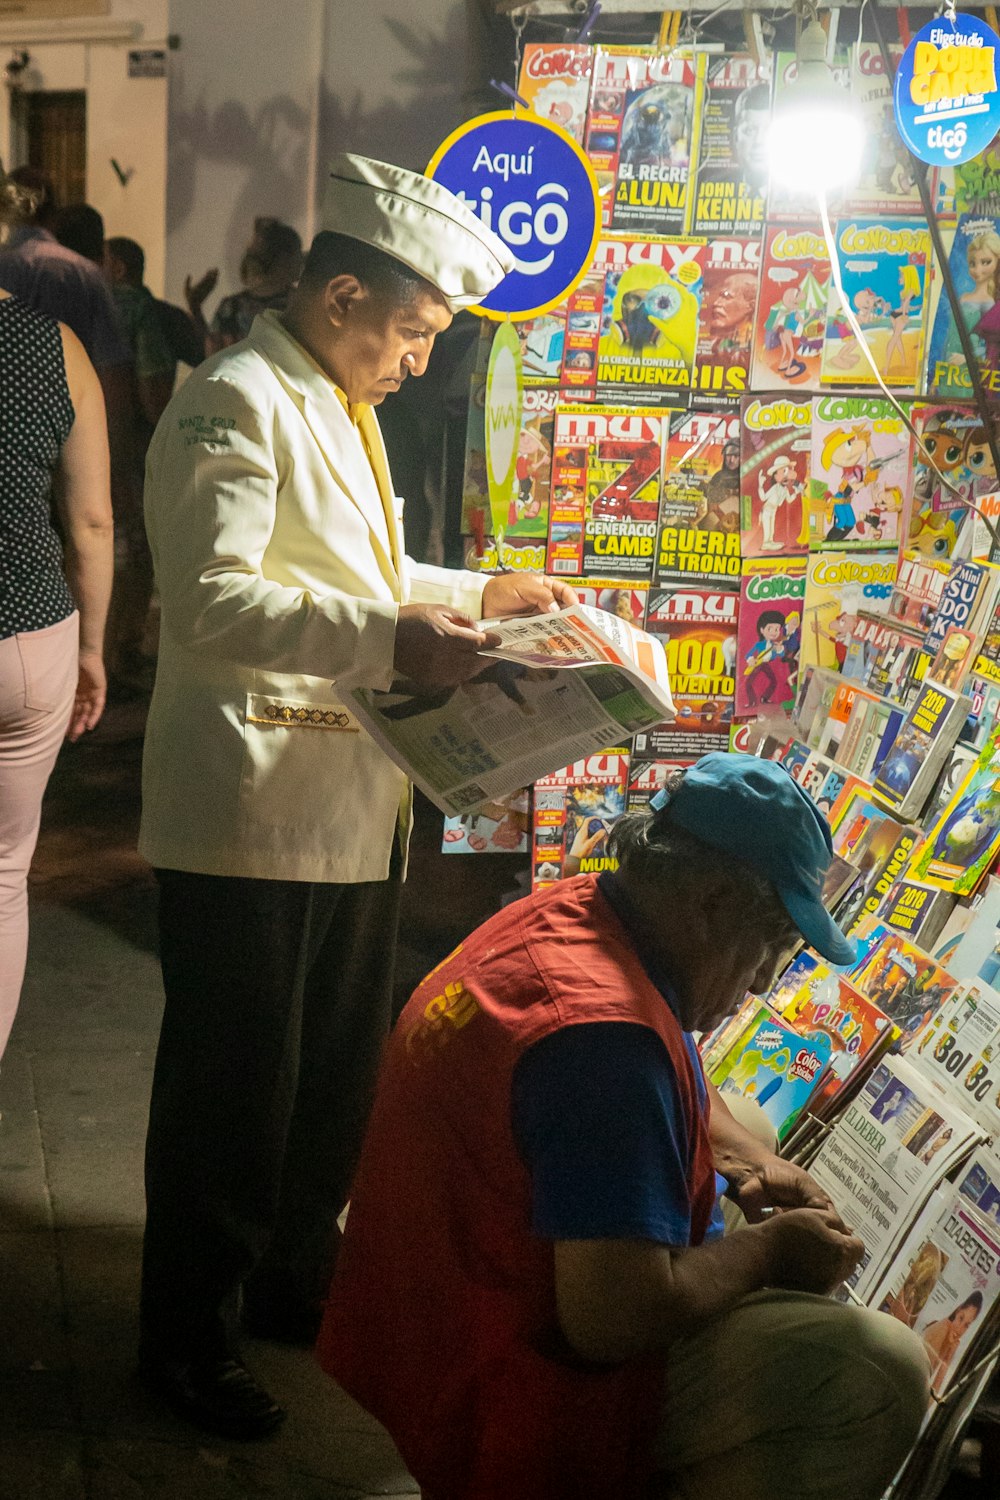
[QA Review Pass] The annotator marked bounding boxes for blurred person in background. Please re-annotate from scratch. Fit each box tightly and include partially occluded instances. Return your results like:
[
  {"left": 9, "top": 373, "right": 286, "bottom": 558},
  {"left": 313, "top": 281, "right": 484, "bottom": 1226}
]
[
  {"left": 0, "top": 166, "right": 114, "bottom": 1061},
  {"left": 104, "top": 237, "right": 179, "bottom": 689},
  {"left": 184, "top": 217, "right": 303, "bottom": 357},
  {"left": 54, "top": 202, "right": 106, "bottom": 266}
]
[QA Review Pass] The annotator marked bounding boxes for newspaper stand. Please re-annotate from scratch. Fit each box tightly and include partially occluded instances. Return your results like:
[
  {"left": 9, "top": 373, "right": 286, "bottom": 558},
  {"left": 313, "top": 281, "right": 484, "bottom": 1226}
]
[{"left": 454, "top": 4, "right": 1000, "bottom": 1491}]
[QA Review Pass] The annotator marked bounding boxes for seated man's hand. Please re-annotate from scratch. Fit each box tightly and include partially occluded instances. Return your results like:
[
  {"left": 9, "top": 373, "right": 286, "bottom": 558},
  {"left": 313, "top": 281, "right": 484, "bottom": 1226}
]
[
  {"left": 481, "top": 572, "right": 578, "bottom": 619},
  {"left": 394, "top": 604, "right": 501, "bottom": 690},
  {"left": 765, "top": 1206, "right": 865, "bottom": 1296},
  {"left": 729, "top": 1157, "right": 833, "bottom": 1223}
]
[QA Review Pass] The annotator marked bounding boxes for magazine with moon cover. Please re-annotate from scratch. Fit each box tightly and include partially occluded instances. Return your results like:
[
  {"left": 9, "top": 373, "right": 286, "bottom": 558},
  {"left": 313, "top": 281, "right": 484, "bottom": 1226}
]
[
  {"left": 654, "top": 409, "right": 741, "bottom": 589},
  {"left": 545, "top": 404, "right": 666, "bottom": 580},
  {"left": 584, "top": 46, "right": 706, "bottom": 235}
]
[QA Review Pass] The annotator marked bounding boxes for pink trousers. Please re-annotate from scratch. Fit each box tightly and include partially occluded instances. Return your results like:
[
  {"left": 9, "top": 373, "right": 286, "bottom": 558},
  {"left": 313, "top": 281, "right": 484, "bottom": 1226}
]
[{"left": 0, "top": 614, "right": 78, "bottom": 1060}]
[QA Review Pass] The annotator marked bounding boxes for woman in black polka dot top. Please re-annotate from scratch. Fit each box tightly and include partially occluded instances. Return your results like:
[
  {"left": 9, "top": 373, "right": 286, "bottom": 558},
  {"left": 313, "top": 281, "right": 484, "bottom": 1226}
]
[{"left": 0, "top": 166, "right": 114, "bottom": 1061}]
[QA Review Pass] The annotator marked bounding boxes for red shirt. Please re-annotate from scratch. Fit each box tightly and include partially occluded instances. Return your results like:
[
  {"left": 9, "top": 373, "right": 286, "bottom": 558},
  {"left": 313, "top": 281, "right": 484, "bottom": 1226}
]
[{"left": 317, "top": 875, "right": 718, "bottom": 1500}]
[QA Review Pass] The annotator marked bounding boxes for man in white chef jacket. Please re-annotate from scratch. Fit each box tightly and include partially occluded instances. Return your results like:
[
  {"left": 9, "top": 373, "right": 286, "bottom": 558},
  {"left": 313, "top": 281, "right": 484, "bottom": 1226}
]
[{"left": 137, "top": 154, "right": 577, "bottom": 1439}]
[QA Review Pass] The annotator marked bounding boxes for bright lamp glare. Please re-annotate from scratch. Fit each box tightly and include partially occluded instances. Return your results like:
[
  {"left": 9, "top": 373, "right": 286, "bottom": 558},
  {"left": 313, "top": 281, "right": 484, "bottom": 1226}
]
[{"left": 766, "top": 101, "right": 865, "bottom": 194}]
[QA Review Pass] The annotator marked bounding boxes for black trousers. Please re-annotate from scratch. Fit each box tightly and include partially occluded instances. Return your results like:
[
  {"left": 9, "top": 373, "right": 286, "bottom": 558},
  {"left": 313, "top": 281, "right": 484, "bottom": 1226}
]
[{"left": 140, "top": 855, "right": 401, "bottom": 1359}]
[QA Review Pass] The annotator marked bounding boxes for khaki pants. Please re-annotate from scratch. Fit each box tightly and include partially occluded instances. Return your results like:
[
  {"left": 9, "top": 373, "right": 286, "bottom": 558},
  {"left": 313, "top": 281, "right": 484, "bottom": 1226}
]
[{"left": 653, "top": 1095, "right": 930, "bottom": 1499}]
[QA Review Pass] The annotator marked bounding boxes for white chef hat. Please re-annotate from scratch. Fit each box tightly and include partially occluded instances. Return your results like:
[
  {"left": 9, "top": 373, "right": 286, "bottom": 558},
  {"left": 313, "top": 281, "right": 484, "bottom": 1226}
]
[{"left": 319, "top": 153, "right": 514, "bottom": 311}]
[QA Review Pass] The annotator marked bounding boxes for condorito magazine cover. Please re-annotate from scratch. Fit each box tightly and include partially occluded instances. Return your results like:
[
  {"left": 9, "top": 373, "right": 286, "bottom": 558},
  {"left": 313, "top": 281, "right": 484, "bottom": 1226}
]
[
  {"left": 545, "top": 404, "right": 665, "bottom": 581},
  {"left": 750, "top": 225, "right": 830, "bottom": 392},
  {"left": 739, "top": 392, "right": 811, "bottom": 558},
  {"left": 585, "top": 46, "right": 706, "bottom": 235}
]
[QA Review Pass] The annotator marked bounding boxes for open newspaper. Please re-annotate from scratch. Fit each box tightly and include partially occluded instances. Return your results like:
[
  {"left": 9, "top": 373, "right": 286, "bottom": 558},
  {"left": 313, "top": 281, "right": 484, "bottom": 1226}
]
[{"left": 347, "top": 605, "right": 675, "bottom": 817}]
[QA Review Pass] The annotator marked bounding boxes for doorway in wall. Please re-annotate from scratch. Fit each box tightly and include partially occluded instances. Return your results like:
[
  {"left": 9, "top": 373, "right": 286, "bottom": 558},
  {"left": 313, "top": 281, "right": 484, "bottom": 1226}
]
[{"left": 10, "top": 88, "right": 86, "bottom": 203}]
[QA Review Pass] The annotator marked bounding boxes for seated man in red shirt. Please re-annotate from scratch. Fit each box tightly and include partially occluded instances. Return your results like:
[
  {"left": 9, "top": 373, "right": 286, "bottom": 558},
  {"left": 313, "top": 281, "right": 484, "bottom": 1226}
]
[{"left": 318, "top": 754, "right": 929, "bottom": 1500}]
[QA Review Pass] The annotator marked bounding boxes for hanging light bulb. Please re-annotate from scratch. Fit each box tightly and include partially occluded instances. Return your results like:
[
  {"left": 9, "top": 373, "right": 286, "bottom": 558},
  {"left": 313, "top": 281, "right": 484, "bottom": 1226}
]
[{"left": 766, "top": 15, "right": 865, "bottom": 195}]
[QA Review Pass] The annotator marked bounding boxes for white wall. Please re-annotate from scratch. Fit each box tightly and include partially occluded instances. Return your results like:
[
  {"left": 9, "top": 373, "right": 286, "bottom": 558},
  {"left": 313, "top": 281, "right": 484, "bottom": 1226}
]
[
  {"left": 162, "top": 0, "right": 323, "bottom": 309},
  {"left": 318, "top": 0, "right": 467, "bottom": 180},
  {"left": 0, "top": 0, "right": 170, "bottom": 291}
]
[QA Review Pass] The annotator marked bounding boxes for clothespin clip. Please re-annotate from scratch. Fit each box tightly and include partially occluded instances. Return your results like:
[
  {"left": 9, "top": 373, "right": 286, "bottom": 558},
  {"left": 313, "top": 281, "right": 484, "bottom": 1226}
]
[
  {"left": 576, "top": 1, "right": 602, "bottom": 44},
  {"left": 896, "top": 7, "right": 912, "bottom": 47},
  {"left": 658, "top": 10, "right": 681, "bottom": 51},
  {"left": 742, "top": 5, "right": 763, "bottom": 71},
  {"left": 986, "top": 5, "right": 999, "bottom": 38},
  {"left": 489, "top": 78, "right": 529, "bottom": 110}
]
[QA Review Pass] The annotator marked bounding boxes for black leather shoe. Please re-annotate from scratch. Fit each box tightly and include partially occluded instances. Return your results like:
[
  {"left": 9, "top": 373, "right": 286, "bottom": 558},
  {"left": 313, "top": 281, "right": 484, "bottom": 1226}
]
[{"left": 139, "top": 1352, "right": 287, "bottom": 1439}]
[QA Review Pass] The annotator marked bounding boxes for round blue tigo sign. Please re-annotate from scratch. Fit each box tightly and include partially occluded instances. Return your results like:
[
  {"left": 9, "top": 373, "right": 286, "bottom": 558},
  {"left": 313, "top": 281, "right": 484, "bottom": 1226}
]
[
  {"left": 894, "top": 13, "right": 1000, "bottom": 166},
  {"left": 427, "top": 111, "right": 600, "bottom": 321}
]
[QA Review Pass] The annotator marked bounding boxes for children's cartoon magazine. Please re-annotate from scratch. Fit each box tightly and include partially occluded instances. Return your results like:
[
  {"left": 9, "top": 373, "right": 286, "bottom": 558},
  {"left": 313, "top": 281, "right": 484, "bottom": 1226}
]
[
  {"left": 736, "top": 558, "right": 807, "bottom": 715},
  {"left": 926, "top": 211, "right": 1000, "bottom": 404},
  {"left": 709, "top": 1009, "right": 832, "bottom": 1142},
  {"left": 691, "top": 53, "right": 770, "bottom": 236},
  {"left": 909, "top": 402, "right": 997, "bottom": 564},
  {"left": 585, "top": 47, "right": 705, "bottom": 235},
  {"left": 693, "top": 235, "right": 761, "bottom": 400},
  {"left": 781, "top": 972, "right": 896, "bottom": 1112},
  {"left": 560, "top": 235, "right": 705, "bottom": 399},
  {"left": 932, "top": 132, "right": 1000, "bottom": 232},
  {"left": 750, "top": 225, "right": 830, "bottom": 392},
  {"left": 844, "top": 45, "right": 923, "bottom": 217},
  {"left": 820, "top": 219, "right": 931, "bottom": 390},
  {"left": 517, "top": 41, "right": 594, "bottom": 144},
  {"left": 851, "top": 930, "right": 959, "bottom": 1051},
  {"left": 913, "top": 725, "right": 1000, "bottom": 898},
  {"left": 531, "top": 749, "right": 629, "bottom": 890},
  {"left": 654, "top": 409, "right": 741, "bottom": 589},
  {"left": 637, "top": 586, "right": 738, "bottom": 756},
  {"left": 739, "top": 393, "right": 811, "bottom": 557},
  {"left": 545, "top": 404, "right": 664, "bottom": 580},
  {"left": 801, "top": 551, "right": 898, "bottom": 675},
  {"left": 506, "top": 385, "right": 558, "bottom": 542},
  {"left": 808, "top": 395, "right": 913, "bottom": 552}
]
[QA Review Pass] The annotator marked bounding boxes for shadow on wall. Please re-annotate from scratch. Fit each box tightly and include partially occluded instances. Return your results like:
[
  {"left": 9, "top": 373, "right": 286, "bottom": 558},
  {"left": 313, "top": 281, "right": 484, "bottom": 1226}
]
[
  {"left": 318, "top": 5, "right": 467, "bottom": 184},
  {"left": 166, "top": 79, "right": 311, "bottom": 272}
]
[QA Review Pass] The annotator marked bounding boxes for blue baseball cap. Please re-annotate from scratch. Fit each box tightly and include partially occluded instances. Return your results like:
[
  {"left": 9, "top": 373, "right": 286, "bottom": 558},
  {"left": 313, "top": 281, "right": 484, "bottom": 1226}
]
[{"left": 649, "top": 752, "right": 857, "bottom": 967}]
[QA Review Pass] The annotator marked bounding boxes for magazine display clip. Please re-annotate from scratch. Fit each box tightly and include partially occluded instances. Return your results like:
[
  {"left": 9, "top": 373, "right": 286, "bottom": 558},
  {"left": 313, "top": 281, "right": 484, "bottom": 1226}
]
[{"left": 576, "top": 2, "right": 602, "bottom": 45}]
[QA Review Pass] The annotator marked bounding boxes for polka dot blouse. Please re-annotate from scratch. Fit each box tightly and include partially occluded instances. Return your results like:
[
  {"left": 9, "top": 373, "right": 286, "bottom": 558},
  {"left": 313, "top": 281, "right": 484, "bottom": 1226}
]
[{"left": 0, "top": 294, "right": 77, "bottom": 639}]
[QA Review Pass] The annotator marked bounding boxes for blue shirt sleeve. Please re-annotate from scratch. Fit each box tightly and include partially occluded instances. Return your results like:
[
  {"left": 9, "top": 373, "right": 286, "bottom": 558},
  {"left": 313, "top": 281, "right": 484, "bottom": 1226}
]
[{"left": 511, "top": 1021, "right": 724, "bottom": 1246}]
